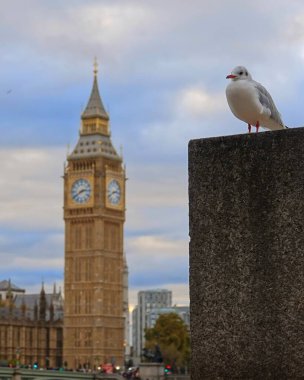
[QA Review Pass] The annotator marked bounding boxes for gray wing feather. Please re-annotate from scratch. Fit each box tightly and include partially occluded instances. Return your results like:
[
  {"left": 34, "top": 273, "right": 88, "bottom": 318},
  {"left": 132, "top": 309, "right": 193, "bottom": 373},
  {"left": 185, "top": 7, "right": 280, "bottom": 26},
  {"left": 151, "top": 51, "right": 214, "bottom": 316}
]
[{"left": 253, "top": 81, "right": 283, "bottom": 126}]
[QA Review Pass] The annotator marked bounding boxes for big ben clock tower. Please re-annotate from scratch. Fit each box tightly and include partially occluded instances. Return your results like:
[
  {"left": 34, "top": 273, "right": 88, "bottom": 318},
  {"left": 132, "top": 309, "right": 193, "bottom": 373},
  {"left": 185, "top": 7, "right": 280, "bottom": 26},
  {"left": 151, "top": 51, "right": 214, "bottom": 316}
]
[{"left": 63, "top": 62, "right": 126, "bottom": 369}]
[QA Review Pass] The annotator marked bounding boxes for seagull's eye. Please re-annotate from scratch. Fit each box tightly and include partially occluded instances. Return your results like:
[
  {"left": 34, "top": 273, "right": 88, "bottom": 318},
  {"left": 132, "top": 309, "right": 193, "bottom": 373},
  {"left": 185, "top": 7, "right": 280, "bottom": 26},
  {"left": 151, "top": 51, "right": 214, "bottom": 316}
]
[{"left": 239, "top": 71, "right": 243, "bottom": 75}]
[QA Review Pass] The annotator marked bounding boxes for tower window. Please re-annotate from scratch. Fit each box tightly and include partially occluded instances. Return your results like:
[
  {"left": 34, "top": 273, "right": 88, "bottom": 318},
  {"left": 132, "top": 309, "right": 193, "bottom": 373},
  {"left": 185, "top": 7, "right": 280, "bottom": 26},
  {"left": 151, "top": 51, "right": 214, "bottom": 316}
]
[
  {"left": 71, "top": 224, "right": 82, "bottom": 250},
  {"left": 104, "top": 222, "right": 120, "bottom": 251}
]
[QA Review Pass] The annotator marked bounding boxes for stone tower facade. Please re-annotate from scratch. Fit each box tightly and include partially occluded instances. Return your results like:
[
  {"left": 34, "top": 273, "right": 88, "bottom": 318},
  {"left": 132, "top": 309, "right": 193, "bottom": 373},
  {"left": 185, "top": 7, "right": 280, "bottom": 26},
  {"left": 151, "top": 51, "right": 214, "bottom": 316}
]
[{"left": 63, "top": 63, "right": 126, "bottom": 370}]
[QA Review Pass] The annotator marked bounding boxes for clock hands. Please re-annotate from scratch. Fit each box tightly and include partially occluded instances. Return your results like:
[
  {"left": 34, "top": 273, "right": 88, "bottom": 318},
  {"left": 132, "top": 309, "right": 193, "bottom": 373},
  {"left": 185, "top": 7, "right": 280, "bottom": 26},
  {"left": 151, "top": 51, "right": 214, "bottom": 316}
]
[
  {"left": 77, "top": 188, "right": 86, "bottom": 195},
  {"left": 107, "top": 180, "right": 121, "bottom": 205},
  {"left": 108, "top": 190, "right": 119, "bottom": 196},
  {"left": 71, "top": 179, "right": 91, "bottom": 204}
]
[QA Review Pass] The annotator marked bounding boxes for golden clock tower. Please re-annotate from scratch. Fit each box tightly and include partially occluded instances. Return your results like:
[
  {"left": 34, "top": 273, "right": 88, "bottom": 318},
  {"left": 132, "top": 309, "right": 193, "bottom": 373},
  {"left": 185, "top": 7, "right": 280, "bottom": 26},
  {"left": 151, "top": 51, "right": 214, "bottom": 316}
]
[{"left": 63, "top": 62, "right": 126, "bottom": 369}]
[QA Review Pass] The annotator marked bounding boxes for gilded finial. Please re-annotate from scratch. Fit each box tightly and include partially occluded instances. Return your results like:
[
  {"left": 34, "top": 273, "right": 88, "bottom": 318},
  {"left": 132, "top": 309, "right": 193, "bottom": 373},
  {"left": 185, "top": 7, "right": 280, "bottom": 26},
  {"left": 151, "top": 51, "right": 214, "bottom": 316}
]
[{"left": 93, "top": 57, "right": 98, "bottom": 77}]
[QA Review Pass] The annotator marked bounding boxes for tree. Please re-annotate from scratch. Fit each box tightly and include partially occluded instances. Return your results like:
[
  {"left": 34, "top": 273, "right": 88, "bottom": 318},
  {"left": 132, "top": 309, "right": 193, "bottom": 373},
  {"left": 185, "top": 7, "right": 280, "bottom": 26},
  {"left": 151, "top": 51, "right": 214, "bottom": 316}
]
[{"left": 144, "top": 313, "right": 190, "bottom": 372}]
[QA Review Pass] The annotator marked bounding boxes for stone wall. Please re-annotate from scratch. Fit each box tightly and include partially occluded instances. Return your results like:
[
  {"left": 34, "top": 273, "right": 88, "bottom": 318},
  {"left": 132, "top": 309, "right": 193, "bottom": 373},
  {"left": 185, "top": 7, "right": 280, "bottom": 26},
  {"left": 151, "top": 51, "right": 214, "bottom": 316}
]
[{"left": 189, "top": 128, "right": 304, "bottom": 379}]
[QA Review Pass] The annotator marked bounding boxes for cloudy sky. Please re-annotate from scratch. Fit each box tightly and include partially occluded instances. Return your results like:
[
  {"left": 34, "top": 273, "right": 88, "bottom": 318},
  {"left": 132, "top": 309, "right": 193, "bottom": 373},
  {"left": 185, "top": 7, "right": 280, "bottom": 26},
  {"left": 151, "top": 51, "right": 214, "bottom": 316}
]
[{"left": 1, "top": 0, "right": 304, "bottom": 309}]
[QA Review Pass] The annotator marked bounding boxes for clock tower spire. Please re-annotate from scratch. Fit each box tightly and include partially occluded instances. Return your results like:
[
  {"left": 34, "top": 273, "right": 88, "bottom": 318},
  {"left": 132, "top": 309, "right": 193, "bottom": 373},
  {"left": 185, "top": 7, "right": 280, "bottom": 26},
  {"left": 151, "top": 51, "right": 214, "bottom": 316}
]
[
  {"left": 63, "top": 61, "right": 126, "bottom": 369},
  {"left": 81, "top": 59, "right": 110, "bottom": 135}
]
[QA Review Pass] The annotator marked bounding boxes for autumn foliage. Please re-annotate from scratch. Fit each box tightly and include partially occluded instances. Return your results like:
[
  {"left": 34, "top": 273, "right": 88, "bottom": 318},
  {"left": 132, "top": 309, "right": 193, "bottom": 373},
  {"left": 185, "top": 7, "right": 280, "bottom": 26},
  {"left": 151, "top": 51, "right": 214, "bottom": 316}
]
[{"left": 144, "top": 312, "right": 190, "bottom": 371}]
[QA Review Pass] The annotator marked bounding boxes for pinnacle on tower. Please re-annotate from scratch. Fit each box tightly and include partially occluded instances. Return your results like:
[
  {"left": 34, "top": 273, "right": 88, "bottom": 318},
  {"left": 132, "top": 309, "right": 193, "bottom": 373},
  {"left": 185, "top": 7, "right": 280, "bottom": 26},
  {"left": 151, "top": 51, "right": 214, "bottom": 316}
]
[
  {"left": 39, "top": 282, "right": 47, "bottom": 321},
  {"left": 81, "top": 58, "right": 109, "bottom": 121}
]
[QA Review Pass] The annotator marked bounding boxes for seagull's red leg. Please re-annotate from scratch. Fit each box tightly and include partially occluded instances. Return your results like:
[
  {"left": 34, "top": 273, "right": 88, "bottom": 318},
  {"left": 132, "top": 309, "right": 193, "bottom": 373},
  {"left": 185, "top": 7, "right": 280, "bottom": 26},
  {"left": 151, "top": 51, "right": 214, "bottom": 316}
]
[
  {"left": 256, "top": 121, "right": 260, "bottom": 133},
  {"left": 247, "top": 124, "right": 252, "bottom": 133}
]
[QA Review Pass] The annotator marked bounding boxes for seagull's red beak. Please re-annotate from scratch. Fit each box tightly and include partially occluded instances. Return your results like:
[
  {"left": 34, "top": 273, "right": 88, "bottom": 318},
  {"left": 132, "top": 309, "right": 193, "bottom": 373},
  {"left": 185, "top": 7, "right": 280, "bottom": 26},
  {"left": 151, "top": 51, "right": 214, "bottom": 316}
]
[{"left": 226, "top": 74, "right": 237, "bottom": 79}]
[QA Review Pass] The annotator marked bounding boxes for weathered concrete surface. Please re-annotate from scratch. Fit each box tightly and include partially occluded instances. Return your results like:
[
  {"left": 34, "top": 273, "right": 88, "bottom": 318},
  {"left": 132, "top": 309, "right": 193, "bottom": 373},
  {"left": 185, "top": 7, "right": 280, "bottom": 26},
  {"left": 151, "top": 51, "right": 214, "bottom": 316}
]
[
  {"left": 139, "top": 363, "right": 165, "bottom": 380},
  {"left": 189, "top": 128, "right": 304, "bottom": 379}
]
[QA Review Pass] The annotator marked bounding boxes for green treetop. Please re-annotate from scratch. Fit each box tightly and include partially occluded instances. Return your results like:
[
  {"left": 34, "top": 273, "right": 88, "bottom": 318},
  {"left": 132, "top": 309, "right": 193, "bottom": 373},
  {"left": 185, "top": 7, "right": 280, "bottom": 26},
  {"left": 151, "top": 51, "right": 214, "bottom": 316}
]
[{"left": 144, "top": 312, "right": 190, "bottom": 371}]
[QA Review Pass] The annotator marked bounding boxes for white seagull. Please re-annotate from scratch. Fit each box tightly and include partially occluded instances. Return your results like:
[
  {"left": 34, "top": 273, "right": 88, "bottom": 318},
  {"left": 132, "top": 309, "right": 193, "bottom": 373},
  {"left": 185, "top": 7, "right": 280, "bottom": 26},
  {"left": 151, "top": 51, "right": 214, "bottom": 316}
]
[{"left": 226, "top": 66, "right": 286, "bottom": 133}]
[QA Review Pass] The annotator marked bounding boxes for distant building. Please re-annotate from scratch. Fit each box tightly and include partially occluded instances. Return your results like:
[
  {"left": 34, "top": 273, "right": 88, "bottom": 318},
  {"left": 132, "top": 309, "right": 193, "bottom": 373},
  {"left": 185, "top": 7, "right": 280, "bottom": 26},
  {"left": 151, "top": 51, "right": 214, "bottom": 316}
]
[
  {"left": 14, "top": 283, "right": 64, "bottom": 321},
  {"left": 0, "top": 280, "right": 63, "bottom": 368},
  {"left": 132, "top": 289, "right": 172, "bottom": 359},
  {"left": 123, "top": 255, "right": 131, "bottom": 361},
  {"left": 146, "top": 306, "right": 190, "bottom": 329},
  {"left": 0, "top": 280, "right": 25, "bottom": 300},
  {"left": 132, "top": 305, "right": 139, "bottom": 359}
]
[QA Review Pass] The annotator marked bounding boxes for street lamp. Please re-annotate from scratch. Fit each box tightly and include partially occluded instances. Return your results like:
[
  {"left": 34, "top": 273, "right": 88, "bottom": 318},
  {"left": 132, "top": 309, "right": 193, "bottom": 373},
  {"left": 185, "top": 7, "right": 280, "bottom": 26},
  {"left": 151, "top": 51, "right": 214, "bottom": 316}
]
[{"left": 15, "top": 348, "right": 20, "bottom": 369}]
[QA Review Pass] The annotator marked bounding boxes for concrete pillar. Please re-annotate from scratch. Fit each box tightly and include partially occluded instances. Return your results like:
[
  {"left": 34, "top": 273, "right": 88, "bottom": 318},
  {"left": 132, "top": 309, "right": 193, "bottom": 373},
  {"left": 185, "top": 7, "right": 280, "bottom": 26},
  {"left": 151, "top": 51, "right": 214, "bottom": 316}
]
[
  {"left": 12, "top": 369, "right": 21, "bottom": 380},
  {"left": 189, "top": 128, "right": 304, "bottom": 379},
  {"left": 139, "top": 363, "right": 164, "bottom": 380}
]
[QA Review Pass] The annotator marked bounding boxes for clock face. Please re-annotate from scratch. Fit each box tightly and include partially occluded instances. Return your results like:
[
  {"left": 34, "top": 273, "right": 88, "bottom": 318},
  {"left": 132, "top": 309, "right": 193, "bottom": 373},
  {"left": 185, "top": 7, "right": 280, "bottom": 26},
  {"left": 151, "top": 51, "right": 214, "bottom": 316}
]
[
  {"left": 71, "top": 178, "right": 91, "bottom": 204},
  {"left": 107, "top": 179, "right": 121, "bottom": 205}
]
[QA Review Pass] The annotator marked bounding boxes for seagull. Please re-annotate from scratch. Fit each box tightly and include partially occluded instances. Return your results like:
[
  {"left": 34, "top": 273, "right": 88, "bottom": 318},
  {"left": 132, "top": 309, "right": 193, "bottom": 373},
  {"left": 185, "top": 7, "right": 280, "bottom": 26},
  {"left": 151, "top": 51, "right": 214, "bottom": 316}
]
[{"left": 226, "top": 66, "right": 286, "bottom": 133}]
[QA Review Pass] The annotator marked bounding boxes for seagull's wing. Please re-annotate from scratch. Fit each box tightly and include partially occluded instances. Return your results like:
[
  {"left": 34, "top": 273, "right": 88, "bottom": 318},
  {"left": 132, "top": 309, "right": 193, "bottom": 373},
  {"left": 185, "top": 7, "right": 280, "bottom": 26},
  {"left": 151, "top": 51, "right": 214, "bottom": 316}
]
[{"left": 253, "top": 80, "right": 284, "bottom": 126}]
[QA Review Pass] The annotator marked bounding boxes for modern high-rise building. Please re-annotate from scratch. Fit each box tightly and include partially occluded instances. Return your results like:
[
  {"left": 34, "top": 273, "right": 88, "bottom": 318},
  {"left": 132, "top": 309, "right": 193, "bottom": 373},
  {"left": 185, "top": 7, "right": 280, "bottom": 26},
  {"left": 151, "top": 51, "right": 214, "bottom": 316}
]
[
  {"left": 132, "top": 289, "right": 172, "bottom": 359},
  {"left": 63, "top": 62, "right": 127, "bottom": 369},
  {"left": 146, "top": 306, "right": 190, "bottom": 330},
  {"left": 123, "top": 254, "right": 131, "bottom": 361}
]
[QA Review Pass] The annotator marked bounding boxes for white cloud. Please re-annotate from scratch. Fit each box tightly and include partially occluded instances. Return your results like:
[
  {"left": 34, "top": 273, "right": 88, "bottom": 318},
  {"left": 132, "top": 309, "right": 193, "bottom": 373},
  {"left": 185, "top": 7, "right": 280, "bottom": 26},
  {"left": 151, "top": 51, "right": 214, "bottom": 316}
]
[
  {"left": 179, "top": 87, "right": 226, "bottom": 117},
  {"left": 127, "top": 235, "right": 187, "bottom": 258},
  {"left": 0, "top": 2, "right": 157, "bottom": 79},
  {"left": 124, "top": 161, "right": 188, "bottom": 235},
  {"left": 126, "top": 233, "right": 189, "bottom": 307},
  {"left": 136, "top": 82, "right": 232, "bottom": 153},
  {"left": 126, "top": 163, "right": 187, "bottom": 207},
  {"left": 0, "top": 147, "right": 65, "bottom": 229}
]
